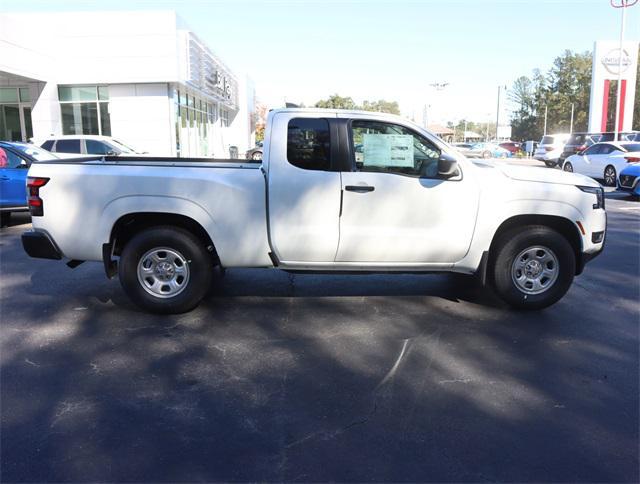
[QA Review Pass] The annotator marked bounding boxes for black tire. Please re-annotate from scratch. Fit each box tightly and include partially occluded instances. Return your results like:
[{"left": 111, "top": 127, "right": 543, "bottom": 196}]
[
  {"left": 482, "top": 150, "right": 491, "bottom": 159},
  {"left": 563, "top": 162, "right": 573, "bottom": 172},
  {"left": 490, "top": 225, "right": 576, "bottom": 310},
  {"left": 251, "top": 151, "right": 262, "bottom": 161},
  {"left": 604, "top": 165, "right": 616, "bottom": 187},
  {"left": 545, "top": 161, "right": 556, "bottom": 168},
  {"left": 0, "top": 212, "right": 10, "bottom": 227},
  {"left": 118, "top": 226, "right": 214, "bottom": 314}
]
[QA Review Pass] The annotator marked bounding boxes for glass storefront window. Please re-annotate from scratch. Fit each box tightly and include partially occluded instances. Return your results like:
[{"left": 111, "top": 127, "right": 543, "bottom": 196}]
[
  {"left": 19, "top": 88, "right": 31, "bottom": 103},
  {"left": 59, "top": 86, "right": 110, "bottom": 136},
  {"left": 58, "top": 86, "right": 98, "bottom": 102},
  {"left": 100, "top": 102, "right": 111, "bottom": 136},
  {"left": 0, "top": 88, "right": 19, "bottom": 103}
]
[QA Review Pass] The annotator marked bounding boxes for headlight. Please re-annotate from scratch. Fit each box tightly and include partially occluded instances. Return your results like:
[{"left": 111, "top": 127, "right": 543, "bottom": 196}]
[{"left": 577, "top": 185, "right": 605, "bottom": 210}]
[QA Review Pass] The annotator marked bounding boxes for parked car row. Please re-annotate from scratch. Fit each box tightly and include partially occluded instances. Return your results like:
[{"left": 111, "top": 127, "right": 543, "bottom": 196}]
[
  {"left": 562, "top": 141, "right": 640, "bottom": 187},
  {"left": 534, "top": 131, "right": 639, "bottom": 167},
  {"left": 453, "top": 142, "right": 512, "bottom": 159}
]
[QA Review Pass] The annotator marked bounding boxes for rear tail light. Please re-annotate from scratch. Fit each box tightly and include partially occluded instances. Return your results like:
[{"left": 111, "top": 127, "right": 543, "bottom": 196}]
[
  {"left": 577, "top": 144, "right": 587, "bottom": 152},
  {"left": 625, "top": 156, "right": 640, "bottom": 163},
  {"left": 27, "top": 177, "right": 49, "bottom": 216}
]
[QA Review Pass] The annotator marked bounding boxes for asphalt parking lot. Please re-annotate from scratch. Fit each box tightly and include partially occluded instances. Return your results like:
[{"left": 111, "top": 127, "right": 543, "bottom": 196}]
[{"left": 1, "top": 179, "right": 638, "bottom": 481}]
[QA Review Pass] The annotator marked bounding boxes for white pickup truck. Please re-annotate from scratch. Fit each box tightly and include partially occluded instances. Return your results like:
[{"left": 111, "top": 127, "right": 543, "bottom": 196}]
[{"left": 22, "top": 109, "right": 606, "bottom": 313}]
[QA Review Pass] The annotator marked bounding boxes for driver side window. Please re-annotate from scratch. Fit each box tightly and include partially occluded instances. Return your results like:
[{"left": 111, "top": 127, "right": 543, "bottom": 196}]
[{"left": 351, "top": 120, "right": 441, "bottom": 178}]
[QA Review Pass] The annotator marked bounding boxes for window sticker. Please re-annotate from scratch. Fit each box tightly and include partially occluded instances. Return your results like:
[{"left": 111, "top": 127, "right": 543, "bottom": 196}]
[{"left": 363, "top": 134, "right": 414, "bottom": 167}]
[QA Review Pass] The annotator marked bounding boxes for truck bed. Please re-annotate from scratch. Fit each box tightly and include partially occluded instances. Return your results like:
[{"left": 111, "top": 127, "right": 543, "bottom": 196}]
[{"left": 28, "top": 156, "right": 271, "bottom": 267}]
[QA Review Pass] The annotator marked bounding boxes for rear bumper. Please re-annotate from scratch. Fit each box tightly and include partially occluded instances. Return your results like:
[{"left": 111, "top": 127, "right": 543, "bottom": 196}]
[{"left": 22, "top": 230, "right": 62, "bottom": 260}]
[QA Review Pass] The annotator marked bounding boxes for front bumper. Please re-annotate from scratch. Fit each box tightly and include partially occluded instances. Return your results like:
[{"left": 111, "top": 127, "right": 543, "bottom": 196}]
[{"left": 22, "top": 230, "right": 62, "bottom": 260}]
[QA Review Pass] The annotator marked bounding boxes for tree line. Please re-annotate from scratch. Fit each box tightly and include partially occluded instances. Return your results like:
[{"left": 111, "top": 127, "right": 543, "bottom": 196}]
[{"left": 510, "top": 48, "right": 640, "bottom": 141}]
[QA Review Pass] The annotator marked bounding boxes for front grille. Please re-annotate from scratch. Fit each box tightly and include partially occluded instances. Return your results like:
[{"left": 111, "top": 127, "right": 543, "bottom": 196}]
[{"left": 620, "top": 175, "right": 637, "bottom": 188}]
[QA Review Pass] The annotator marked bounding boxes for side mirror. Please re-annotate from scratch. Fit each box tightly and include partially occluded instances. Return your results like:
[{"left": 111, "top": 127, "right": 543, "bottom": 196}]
[
  {"left": 105, "top": 150, "right": 118, "bottom": 156},
  {"left": 438, "top": 153, "right": 459, "bottom": 178}
]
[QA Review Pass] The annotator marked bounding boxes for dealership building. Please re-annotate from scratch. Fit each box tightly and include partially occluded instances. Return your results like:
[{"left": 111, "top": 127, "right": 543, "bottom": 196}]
[{"left": 0, "top": 11, "right": 255, "bottom": 157}]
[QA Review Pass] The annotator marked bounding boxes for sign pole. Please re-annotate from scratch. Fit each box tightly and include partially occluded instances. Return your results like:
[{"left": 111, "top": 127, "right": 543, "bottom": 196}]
[
  {"left": 614, "top": 1, "right": 627, "bottom": 139},
  {"left": 570, "top": 103, "right": 574, "bottom": 133}
]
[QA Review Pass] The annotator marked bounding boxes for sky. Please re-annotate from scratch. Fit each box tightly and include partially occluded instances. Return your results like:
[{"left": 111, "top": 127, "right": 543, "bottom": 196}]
[{"left": 2, "top": 0, "right": 639, "bottom": 124}]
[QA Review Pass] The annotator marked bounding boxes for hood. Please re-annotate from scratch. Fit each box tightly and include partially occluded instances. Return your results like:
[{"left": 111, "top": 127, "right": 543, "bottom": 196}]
[{"left": 473, "top": 160, "right": 599, "bottom": 188}]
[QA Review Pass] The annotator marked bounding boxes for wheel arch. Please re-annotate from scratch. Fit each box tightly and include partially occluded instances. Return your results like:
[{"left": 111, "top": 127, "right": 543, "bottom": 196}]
[
  {"left": 103, "top": 212, "right": 219, "bottom": 278},
  {"left": 487, "top": 214, "right": 584, "bottom": 276}
]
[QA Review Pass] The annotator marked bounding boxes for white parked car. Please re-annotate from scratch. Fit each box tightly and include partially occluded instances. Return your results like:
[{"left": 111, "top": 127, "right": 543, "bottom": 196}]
[
  {"left": 21, "top": 109, "right": 606, "bottom": 313},
  {"left": 562, "top": 142, "right": 640, "bottom": 186},
  {"left": 38, "top": 135, "right": 148, "bottom": 157},
  {"left": 534, "top": 133, "right": 570, "bottom": 167}
]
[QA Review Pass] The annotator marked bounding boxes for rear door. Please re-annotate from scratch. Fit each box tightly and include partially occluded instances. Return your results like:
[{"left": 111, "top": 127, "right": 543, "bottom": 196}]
[
  {"left": 267, "top": 112, "right": 342, "bottom": 263},
  {"left": 0, "top": 147, "right": 30, "bottom": 208},
  {"left": 335, "top": 117, "right": 479, "bottom": 264}
]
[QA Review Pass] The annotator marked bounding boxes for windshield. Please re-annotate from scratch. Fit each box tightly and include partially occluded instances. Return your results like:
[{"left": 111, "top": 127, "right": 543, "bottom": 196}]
[
  {"left": 12, "top": 144, "right": 59, "bottom": 161},
  {"left": 541, "top": 136, "right": 554, "bottom": 145},
  {"left": 110, "top": 139, "right": 138, "bottom": 154}
]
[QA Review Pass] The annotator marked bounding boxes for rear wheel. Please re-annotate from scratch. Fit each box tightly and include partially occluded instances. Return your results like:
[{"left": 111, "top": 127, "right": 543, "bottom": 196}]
[
  {"left": 604, "top": 165, "right": 616, "bottom": 187},
  {"left": 563, "top": 162, "right": 573, "bottom": 172},
  {"left": 118, "top": 226, "right": 213, "bottom": 313},
  {"left": 490, "top": 225, "right": 575, "bottom": 310},
  {"left": 252, "top": 151, "right": 262, "bottom": 161},
  {"left": 482, "top": 150, "right": 491, "bottom": 159}
]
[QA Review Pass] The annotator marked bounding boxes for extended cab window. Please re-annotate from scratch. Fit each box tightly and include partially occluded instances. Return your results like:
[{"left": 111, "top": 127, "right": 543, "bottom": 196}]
[
  {"left": 351, "top": 120, "right": 441, "bottom": 177},
  {"left": 287, "top": 118, "right": 331, "bottom": 170}
]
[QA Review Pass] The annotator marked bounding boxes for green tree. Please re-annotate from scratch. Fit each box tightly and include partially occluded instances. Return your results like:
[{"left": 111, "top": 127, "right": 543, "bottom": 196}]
[
  {"left": 314, "top": 94, "right": 400, "bottom": 114},
  {"left": 361, "top": 99, "right": 400, "bottom": 115},
  {"left": 314, "top": 94, "right": 357, "bottom": 110},
  {"left": 509, "top": 50, "right": 592, "bottom": 140}
]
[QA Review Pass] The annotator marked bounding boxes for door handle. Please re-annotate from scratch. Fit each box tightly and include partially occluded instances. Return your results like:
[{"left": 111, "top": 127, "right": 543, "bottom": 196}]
[
  {"left": 345, "top": 185, "right": 375, "bottom": 193},
  {"left": 0, "top": 176, "right": 9, "bottom": 181}
]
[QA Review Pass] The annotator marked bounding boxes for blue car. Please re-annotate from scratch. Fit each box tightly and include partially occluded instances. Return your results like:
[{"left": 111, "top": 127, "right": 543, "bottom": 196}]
[
  {"left": 0, "top": 141, "right": 57, "bottom": 227},
  {"left": 617, "top": 162, "right": 640, "bottom": 199}
]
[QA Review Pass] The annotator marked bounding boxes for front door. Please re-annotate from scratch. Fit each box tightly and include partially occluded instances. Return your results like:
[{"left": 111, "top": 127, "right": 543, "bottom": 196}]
[
  {"left": 267, "top": 113, "right": 342, "bottom": 262},
  {"left": 336, "top": 118, "right": 479, "bottom": 264}
]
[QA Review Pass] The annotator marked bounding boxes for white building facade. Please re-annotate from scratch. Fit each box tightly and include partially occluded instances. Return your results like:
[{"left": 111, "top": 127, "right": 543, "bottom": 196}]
[{"left": 0, "top": 10, "right": 255, "bottom": 157}]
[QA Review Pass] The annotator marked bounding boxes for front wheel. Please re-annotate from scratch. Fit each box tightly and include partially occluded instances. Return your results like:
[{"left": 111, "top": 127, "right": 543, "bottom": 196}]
[
  {"left": 0, "top": 212, "right": 10, "bottom": 227},
  {"left": 118, "top": 226, "right": 214, "bottom": 313},
  {"left": 563, "top": 162, "right": 573, "bottom": 172},
  {"left": 252, "top": 151, "right": 263, "bottom": 161},
  {"left": 482, "top": 150, "right": 491, "bottom": 159},
  {"left": 490, "top": 225, "right": 575, "bottom": 310},
  {"left": 604, "top": 165, "right": 616, "bottom": 187}
]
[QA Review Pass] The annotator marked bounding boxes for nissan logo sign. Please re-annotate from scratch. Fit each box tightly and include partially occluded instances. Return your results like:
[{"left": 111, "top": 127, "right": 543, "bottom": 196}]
[{"left": 602, "top": 48, "right": 632, "bottom": 75}]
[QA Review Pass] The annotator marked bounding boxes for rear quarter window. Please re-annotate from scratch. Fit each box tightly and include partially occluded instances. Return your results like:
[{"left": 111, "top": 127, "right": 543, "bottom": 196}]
[
  {"left": 287, "top": 118, "right": 331, "bottom": 171},
  {"left": 41, "top": 140, "right": 54, "bottom": 151}
]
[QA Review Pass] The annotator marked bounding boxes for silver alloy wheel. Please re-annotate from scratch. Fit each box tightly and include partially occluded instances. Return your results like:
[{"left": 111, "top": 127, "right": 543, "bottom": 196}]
[
  {"left": 137, "top": 247, "right": 190, "bottom": 298},
  {"left": 604, "top": 166, "right": 616, "bottom": 186},
  {"left": 252, "top": 151, "right": 262, "bottom": 160},
  {"left": 511, "top": 246, "right": 559, "bottom": 295},
  {"left": 563, "top": 162, "right": 573, "bottom": 172}
]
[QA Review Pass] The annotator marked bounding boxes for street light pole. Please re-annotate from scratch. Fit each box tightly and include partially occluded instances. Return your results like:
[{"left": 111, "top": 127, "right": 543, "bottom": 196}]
[
  {"left": 614, "top": 2, "right": 627, "bottom": 139},
  {"left": 543, "top": 106, "right": 548, "bottom": 135},
  {"left": 495, "top": 85, "right": 501, "bottom": 142}
]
